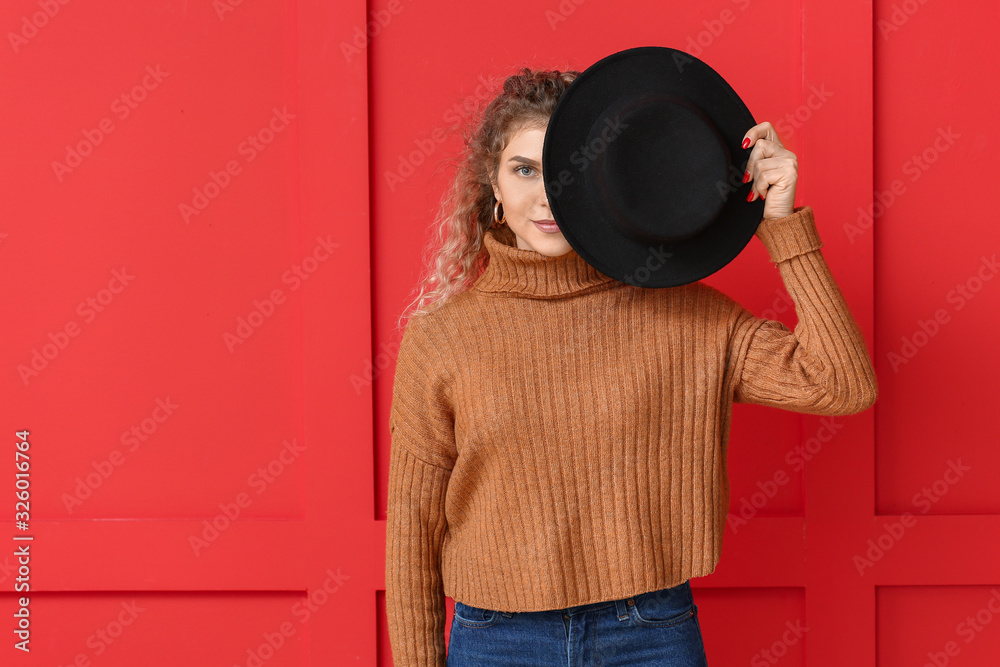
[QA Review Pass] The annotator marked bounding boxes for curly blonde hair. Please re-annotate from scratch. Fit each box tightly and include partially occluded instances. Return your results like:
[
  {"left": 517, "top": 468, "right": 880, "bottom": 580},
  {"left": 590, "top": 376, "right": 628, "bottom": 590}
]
[{"left": 395, "top": 66, "right": 580, "bottom": 334}]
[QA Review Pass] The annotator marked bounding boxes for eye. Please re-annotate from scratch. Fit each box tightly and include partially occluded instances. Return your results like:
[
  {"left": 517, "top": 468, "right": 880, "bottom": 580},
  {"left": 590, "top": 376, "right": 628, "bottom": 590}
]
[{"left": 514, "top": 165, "right": 536, "bottom": 177}]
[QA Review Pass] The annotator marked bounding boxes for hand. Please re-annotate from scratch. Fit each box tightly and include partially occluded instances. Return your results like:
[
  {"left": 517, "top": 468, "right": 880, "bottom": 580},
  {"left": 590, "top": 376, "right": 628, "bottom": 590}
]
[{"left": 741, "top": 121, "right": 798, "bottom": 220}]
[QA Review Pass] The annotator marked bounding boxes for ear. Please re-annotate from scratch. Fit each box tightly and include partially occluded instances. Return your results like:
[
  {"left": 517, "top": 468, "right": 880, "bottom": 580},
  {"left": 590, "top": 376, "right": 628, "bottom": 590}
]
[{"left": 489, "top": 172, "right": 501, "bottom": 202}]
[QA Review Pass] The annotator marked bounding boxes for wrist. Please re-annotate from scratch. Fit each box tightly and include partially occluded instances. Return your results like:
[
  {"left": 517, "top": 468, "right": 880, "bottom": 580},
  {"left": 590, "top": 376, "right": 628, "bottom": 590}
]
[{"left": 754, "top": 206, "right": 823, "bottom": 263}]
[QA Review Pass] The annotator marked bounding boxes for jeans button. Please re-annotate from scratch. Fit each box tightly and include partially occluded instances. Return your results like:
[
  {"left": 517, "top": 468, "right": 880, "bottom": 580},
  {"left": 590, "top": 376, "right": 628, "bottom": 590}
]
[{"left": 563, "top": 613, "right": 570, "bottom": 620}]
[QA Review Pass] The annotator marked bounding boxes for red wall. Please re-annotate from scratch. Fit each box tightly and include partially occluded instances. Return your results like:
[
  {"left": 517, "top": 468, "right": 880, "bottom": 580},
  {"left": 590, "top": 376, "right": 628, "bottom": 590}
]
[{"left": 1, "top": 0, "right": 997, "bottom": 665}]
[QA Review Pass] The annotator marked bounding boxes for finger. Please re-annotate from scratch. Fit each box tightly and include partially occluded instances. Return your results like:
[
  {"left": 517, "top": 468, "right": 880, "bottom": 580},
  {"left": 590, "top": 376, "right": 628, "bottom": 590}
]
[
  {"left": 742, "top": 138, "right": 779, "bottom": 184},
  {"left": 742, "top": 121, "right": 783, "bottom": 151},
  {"left": 762, "top": 121, "right": 784, "bottom": 148},
  {"left": 751, "top": 155, "right": 798, "bottom": 193},
  {"left": 741, "top": 123, "right": 763, "bottom": 150},
  {"left": 750, "top": 155, "right": 789, "bottom": 177},
  {"left": 748, "top": 162, "right": 791, "bottom": 201}
]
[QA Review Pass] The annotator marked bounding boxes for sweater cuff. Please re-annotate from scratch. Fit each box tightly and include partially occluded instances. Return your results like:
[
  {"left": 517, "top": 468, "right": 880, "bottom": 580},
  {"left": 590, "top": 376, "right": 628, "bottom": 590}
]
[{"left": 754, "top": 205, "right": 823, "bottom": 264}]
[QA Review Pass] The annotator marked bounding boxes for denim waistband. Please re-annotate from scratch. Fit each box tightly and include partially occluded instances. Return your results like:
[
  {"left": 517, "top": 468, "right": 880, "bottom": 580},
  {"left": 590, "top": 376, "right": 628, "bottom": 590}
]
[{"left": 557, "top": 579, "right": 691, "bottom": 617}]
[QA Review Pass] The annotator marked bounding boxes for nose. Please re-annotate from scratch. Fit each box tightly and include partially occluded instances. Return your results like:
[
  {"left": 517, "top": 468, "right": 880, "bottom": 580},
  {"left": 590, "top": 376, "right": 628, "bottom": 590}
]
[{"left": 538, "top": 183, "right": 552, "bottom": 210}]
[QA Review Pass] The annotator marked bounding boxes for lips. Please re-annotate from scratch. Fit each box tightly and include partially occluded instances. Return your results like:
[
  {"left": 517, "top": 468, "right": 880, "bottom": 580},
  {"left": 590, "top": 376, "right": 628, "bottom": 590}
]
[{"left": 533, "top": 219, "right": 561, "bottom": 234}]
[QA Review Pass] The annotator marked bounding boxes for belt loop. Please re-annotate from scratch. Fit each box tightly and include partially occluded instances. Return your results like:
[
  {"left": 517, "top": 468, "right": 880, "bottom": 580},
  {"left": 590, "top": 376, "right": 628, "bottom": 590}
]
[{"left": 615, "top": 597, "right": 630, "bottom": 621}]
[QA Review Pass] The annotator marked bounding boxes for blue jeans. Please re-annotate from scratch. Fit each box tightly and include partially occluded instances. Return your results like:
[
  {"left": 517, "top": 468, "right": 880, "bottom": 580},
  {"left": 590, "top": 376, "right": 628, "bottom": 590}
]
[{"left": 447, "top": 580, "right": 709, "bottom": 666}]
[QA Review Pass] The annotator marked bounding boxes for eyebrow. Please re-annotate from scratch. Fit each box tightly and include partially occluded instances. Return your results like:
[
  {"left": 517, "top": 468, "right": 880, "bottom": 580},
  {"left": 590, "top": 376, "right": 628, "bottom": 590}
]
[{"left": 508, "top": 155, "right": 541, "bottom": 167}]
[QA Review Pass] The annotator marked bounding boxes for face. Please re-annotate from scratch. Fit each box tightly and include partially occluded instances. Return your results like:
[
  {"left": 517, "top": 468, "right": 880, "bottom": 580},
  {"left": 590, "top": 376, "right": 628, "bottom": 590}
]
[{"left": 490, "top": 125, "right": 572, "bottom": 256}]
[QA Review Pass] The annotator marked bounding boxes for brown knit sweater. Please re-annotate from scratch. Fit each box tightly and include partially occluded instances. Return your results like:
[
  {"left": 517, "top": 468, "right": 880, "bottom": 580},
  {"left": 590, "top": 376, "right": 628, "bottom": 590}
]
[{"left": 385, "top": 205, "right": 877, "bottom": 666}]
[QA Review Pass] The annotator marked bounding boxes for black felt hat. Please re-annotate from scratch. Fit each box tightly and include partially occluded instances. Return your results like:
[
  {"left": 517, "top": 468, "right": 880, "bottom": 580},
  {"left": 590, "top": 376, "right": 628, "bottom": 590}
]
[{"left": 542, "top": 46, "right": 765, "bottom": 288}]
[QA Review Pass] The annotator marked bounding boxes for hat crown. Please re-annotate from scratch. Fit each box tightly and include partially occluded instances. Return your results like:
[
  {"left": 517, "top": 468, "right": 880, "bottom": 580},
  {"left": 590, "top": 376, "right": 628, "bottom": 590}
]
[{"left": 595, "top": 93, "right": 731, "bottom": 244}]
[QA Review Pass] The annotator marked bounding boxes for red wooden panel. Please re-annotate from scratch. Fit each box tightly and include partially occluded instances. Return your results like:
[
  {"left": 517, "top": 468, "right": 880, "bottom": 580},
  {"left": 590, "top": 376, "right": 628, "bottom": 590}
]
[
  {"left": 871, "top": 1, "right": 1000, "bottom": 666},
  {"left": 878, "top": 586, "right": 1000, "bottom": 666},
  {"left": 796, "top": 0, "right": 879, "bottom": 661},
  {"left": 1, "top": 592, "right": 309, "bottom": 666},
  {"left": 873, "top": 516, "right": 1000, "bottom": 585},
  {"left": 873, "top": 0, "right": 1000, "bottom": 514},
  {"left": 0, "top": 0, "right": 374, "bottom": 663},
  {"left": 698, "top": 587, "right": 807, "bottom": 665}
]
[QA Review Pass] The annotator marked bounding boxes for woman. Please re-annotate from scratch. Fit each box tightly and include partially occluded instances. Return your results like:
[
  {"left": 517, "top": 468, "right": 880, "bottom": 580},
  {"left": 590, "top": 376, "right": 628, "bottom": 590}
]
[{"left": 386, "top": 67, "right": 877, "bottom": 666}]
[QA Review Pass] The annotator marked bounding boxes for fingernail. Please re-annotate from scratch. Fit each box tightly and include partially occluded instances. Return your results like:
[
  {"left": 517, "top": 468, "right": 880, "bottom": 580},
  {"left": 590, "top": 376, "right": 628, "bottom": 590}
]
[
  {"left": 746, "top": 191, "right": 754, "bottom": 202},
  {"left": 742, "top": 138, "right": 751, "bottom": 149},
  {"left": 742, "top": 170, "right": 750, "bottom": 183}
]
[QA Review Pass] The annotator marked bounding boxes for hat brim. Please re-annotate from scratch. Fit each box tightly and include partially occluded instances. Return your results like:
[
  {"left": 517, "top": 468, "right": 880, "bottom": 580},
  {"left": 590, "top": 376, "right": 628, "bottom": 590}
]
[{"left": 542, "top": 46, "right": 765, "bottom": 288}]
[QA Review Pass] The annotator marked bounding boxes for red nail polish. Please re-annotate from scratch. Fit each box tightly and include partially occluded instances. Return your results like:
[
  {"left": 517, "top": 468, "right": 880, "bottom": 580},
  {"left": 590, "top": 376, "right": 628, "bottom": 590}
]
[
  {"left": 746, "top": 191, "right": 754, "bottom": 202},
  {"left": 742, "top": 171, "right": 750, "bottom": 183},
  {"left": 742, "top": 138, "right": 751, "bottom": 149}
]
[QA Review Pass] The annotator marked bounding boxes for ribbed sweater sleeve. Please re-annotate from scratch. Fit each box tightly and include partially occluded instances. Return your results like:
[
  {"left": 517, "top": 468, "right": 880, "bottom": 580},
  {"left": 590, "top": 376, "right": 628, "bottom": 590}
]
[
  {"left": 729, "top": 205, "right": 879, "bottom": 415},
  {"left": 385, "top": 317, "right": 456, "bottom": 667}
]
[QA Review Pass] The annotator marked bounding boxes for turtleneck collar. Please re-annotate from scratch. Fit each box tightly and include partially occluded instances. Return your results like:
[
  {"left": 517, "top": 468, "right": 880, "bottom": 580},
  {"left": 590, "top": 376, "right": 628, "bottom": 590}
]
[{"left": 471, "top": 224, "right": 620, "bottom": 299}]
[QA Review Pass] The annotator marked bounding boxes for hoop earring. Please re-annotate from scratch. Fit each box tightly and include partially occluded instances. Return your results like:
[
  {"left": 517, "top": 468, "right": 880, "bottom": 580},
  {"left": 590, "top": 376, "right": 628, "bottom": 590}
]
[{"left": 493, "top": 200, "right": 506, "bottom": 228}]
